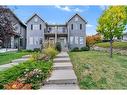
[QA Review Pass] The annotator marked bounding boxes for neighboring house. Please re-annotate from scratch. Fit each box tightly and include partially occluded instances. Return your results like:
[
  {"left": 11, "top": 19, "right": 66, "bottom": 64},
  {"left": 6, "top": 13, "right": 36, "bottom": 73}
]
[
  {"left": 1, "top": 8, "right": 26, "bottom": 49},
  {"left": 122, "top": 32, "right": 127, "bottom": 41},
  {"left": 26, "top": 13, "right": 87, "bottom": 50}
]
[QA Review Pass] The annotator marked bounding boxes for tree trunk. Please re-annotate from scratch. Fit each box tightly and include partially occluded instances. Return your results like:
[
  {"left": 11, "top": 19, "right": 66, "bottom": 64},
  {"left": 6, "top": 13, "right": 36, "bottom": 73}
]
[{"left": 109, "top": 39, "right": 113, "bottom": 58}]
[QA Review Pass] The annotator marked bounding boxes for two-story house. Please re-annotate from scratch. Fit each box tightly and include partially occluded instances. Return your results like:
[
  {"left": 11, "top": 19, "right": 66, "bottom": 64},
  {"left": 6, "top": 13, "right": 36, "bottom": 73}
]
[
  {"left": 26, "top": 13, "right": 87, "bottom": 51},
  {"left": 1, "top": 8, "right": 26, "bottom": 49}
]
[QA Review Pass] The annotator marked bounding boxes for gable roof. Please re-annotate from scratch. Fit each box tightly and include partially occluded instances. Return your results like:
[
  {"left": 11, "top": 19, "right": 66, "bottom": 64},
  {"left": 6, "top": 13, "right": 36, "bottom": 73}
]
[
  {"left": 26, "top": 14, "right": 46, "bottom": 24},
  {"left": 67, "top": 13, "right": 87, "bottom": 24},
  {"left": 9, "top": 8, "right": 26, "bottom": 27}
]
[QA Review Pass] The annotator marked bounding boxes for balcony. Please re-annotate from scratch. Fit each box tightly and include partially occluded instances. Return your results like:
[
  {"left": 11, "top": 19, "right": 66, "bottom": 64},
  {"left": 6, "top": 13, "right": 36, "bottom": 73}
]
[{"left": 44, "top": 29, "right": 68, "bottom": 35}]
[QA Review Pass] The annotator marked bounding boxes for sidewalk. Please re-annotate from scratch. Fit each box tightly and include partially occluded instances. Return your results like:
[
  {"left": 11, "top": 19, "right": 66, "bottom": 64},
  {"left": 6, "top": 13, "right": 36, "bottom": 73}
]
[
  {"left": 0, "top": 55, "right": 31, "bottom": 71},
  {"left": 41, "top": 52, "right": 79, "bottom": 89}
]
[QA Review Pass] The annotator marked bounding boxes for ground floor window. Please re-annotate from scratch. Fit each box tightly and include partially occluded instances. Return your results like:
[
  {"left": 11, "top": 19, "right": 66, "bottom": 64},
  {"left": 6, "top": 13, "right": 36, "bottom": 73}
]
[
  {"left": 80, "top": 37, "right": 84, "bottom": 45},
  {"left": 75, "top": 36, "right": 78, "bottom": 44},
  {"left": 70, "top": 36, "right": 74, "bottom": 44},
  {"left": 29, "top": 37, "right": 33, "bottom": 45}
]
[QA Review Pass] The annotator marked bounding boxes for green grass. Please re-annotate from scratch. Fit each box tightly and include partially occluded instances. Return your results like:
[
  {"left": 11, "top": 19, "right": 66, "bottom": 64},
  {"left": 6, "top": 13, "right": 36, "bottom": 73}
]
[
  {"left": 69, "top": 51, "right": 127, "bottom": 89},
  {"left": 95, "top": 42, "right": 127, "bottom": 49},
  {"left": 0, "top": 51, "right": 30, "bottom": 65}
]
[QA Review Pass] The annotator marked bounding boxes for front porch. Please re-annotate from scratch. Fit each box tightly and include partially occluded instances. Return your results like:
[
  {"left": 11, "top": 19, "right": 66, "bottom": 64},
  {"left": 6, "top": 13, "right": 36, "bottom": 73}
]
[{"left": 44, "top": 34, "right": 68, "bottom": 51}]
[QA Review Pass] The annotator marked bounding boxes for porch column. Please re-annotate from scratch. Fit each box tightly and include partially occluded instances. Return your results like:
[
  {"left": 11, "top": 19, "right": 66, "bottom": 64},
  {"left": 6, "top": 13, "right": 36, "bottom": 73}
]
[
  {"left": 11, "top": 36, "right": 14, "bottom": 48},
  {"left": 55, "top": 26, "right": 57, "bottom": 43}
]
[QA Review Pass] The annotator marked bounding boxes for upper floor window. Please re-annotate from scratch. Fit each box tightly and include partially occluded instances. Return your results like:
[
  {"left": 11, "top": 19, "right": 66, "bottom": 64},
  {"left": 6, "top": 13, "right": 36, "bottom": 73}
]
[
  {"left": 80, "top": 24, "right": 82, "bottom": 30},
  {"left": 31, "top": 24, "right": 33, "bottom": 30},
  {"left": 34, "top": 17, "right": 38, "bottom": 22},
  {"left": 71, "top": 24, "right": 73, "bottom": 30},
  {"left": 40, "top": 24, "right": 42, "bottom": 30},
  {"left": 33, "top": 24, "right": 39, "bottom": 30}
]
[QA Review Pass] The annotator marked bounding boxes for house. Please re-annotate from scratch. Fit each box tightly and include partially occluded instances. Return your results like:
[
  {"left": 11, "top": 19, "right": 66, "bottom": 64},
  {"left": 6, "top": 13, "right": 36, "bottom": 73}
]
[
  {"left": 26, "top": 13, "right": 87, "bottom": 50},
  {"left": 122, "top": 32, "right": 127, "bottom": 41},
  {"left": 0, "top": 8, "right": 26, "bottom": 49}
]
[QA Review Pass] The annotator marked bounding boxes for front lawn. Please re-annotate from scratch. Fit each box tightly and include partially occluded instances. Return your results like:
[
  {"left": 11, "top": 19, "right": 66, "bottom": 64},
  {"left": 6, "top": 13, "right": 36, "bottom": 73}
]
[
  {"left": 69, "top": 51, "right": 127, "bottom": 89},
  {"left": 95, "top": 42, "right": 127, "bottom": 49},
  {"left": 0, "top": 51, "right": 30, "bottom": 65}
]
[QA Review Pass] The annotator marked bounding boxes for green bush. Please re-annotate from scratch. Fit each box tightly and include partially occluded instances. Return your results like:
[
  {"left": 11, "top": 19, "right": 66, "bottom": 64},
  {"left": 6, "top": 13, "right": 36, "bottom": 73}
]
[
  {"left": 34, "top": 48, "right": 41, "bottom": 52},
  {"left": 71, "top": 47, "right": 79, "bottom": 52},
  {"left": 0, "top": 60, "right": 52, "bottom": 89},
  {"left": 80, "top": 46, "right": 90, "bottom": 51},
  {"left": 43, "top": 47, "right": 58, "bottom": 59},
  {"left": 55, "top": 42, "right": 61, "bottom": 52}
]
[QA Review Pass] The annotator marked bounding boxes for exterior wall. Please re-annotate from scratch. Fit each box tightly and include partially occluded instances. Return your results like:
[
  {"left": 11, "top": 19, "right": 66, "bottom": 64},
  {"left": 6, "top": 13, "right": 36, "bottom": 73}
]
[
  {"left": 26, "top": 15, "right": 46, "bottom": 50},
  {"left": 122, "top": 34, "right": 127, "bottom": 41},
  {"left": 67, "top": 15, "right": 86, "bottom": 49}
]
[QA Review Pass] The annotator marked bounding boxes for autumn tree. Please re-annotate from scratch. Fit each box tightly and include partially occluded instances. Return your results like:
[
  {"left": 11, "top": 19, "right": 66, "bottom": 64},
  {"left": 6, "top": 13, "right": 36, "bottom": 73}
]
[
  {"left": 96, "top": 6, "right": 127, "bottom": 58},
  {"left": 0, "top": 6, "right": 15, "bottom": 50}
]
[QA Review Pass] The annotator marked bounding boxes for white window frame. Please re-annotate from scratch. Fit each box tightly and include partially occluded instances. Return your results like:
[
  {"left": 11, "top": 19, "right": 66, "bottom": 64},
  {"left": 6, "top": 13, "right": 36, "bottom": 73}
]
[
  {"left": 80, "top": 37, "right": 84, "bottom": 45},
  {"left": 34, "top": 17, "right": 38, "bottom": 22},
  {"left": 70, "top": 36, "right": 74, "bottom": 45},
  {"left": 29, "top": 37, "right": 33, "bottom": 45},
  {"left": 75, "top": 36, "right": 78, "bottom": 44},
  {"left": 33, "top": 24, "right": 39, "bottom": 30}
]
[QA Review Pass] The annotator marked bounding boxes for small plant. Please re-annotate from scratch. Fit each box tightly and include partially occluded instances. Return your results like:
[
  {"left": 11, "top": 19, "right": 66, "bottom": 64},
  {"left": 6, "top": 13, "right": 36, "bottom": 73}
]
[
  {"left": 71, "top": 47, "right": 79, "bottom": 52},
  {"left": 55, "top": 42, "right": 61, "bottom": 52},
  {"left": 80, "top": 46, "right": 90, "bottom": 51},
  {"left": 43, "top": 47, "right": 58, "bottom": 59},
  {"left": 34, "top": 48, "right": 41, "bottom": 52}
]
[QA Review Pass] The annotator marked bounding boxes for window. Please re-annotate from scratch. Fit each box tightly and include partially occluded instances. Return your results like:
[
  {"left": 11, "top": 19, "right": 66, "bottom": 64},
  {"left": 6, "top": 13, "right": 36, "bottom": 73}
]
[
  {"left": 40, "top": 38, "right": 42, "bottom": 44},
  {"left": 75, "top": 24, "right": 78, "bottom": 30},
  {"left": 34, "top": 17, "right": 38, "bottom": 22},
  {"left": 31, "top": 24, "right": 33, "bottom": 30},
  {"left": 80, "top": 37, "right": 84, "bottom": 44},
  {"left": 80, "top": 24, "right": 82, "bottom": 30},
  {"left": 33, "top": 24, "right": 39, "bottom": 30},
  {"left": 71, "top": 24, "right": 73, "bottom": 30},
  {"left": 75, "top": 36, "right": 78, "bottom": 44},
  {"left": 29, "top": 37, "right": 33, "bottom": 45},
  {"left": 40, "top": 24, "right": 42, "bottom": 30},
  {"left": 34, "top": 37, "right": 38, "bottom": 45},
  {"left": 70, "top": 36, "right": 74, "bottom": 44},
  {"left": 75, "top": 17, "right": 78, "bottom": 21}
]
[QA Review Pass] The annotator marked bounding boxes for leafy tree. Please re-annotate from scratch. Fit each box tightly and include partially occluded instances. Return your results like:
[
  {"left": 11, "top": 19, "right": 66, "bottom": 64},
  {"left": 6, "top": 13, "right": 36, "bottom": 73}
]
[
  {"left": 96, "top": 6, "right": 127, "bottom": 58},
  {"left": 0, "top": 6, "right": 15, "bottom": 50}
]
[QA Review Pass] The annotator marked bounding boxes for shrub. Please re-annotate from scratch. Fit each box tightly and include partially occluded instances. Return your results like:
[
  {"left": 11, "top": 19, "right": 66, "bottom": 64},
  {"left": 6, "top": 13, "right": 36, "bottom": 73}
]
[
  {"left": 71, "top": 47, "right": 79, "bottom": 52},
  {"left": 86, "top": 34, "right": 101, "bottom": 46},
  {"left": 55, "top": 42, "right": 61, "bottom": 52},
  {"left": 80, "top": 46, "right": 90, "bottom": 51},
  {"left": 34, "top": 48, "right": 41, "bottom": 52},
  {"left": 43, "top": 47, "right": 58, "bottom": 59},
  {"left": 0, "top": 60, "right": 52, "bottom": 89}
]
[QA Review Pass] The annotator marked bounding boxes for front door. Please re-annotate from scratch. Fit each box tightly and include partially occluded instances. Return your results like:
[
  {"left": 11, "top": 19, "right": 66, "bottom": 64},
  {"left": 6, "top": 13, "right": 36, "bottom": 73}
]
[{"left": 60, "top": 37, "right": 67, "bottom": 51}]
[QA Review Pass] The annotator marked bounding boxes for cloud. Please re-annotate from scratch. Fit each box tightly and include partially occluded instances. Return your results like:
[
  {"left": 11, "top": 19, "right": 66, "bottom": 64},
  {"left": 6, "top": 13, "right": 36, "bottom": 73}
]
[
  {"left": 55, "top": 5, "right": 71, "bottom": 12},
  {"left": 86, "top": 24, "right": 94, "bottom": 28},
  {"left": 55, "top": 5, "right": 84, "bottom": 13},
  {"left": 99, "top": 6, "right": 108, "bottom": 10}
]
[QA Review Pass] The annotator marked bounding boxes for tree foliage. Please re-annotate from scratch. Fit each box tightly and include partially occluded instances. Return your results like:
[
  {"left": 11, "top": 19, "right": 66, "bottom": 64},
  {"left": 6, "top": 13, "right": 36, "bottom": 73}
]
[
  {"left": 0, "top": 6, "right": 14, "bottom": 48},
  {"left": 96, "top": 6, "right": 127, "bottom": 58}
]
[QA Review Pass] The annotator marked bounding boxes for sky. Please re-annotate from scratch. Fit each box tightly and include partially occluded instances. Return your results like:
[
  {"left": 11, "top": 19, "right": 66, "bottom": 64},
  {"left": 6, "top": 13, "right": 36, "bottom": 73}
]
[{"left": 9, "top": 6, "right": 106, "bottom": 36}]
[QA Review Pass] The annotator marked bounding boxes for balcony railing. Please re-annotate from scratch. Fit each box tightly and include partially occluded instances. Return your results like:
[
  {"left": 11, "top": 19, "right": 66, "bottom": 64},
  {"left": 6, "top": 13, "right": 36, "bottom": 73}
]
[{"left": 44, "top": 29, "right": 67, "bottom": 34}]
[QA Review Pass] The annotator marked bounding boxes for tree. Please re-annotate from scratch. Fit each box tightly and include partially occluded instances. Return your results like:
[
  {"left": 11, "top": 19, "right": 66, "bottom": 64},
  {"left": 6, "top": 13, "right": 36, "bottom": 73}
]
[
  {"left": 0, "top": 6, "right": 15, "bottom": 50},
  {"left": 96, "top": 6, "right": 127, "bottom": 58}
]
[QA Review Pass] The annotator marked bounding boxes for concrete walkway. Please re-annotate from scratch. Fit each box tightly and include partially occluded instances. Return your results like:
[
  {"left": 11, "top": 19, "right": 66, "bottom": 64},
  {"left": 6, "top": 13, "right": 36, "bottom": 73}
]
[
  {"left": 0, "top": 48, "right": 18, "bottom": 53},
  {"left": 41, "top": 52, "right": 79, "bottom": 90},
  {"left": 0, "top": 55, "right": 31, "bottom": 71}
]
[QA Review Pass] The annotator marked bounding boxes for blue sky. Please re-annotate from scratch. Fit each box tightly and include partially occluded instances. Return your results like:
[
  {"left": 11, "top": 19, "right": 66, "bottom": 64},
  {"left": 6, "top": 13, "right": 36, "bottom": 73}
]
[{"left": 9, "top": 6, "right": 106, "bottom": 36}]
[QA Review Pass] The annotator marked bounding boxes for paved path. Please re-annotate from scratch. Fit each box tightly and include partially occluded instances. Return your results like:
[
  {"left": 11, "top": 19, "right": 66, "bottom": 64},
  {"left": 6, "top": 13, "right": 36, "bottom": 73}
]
[
  {"left": 0, "top": 48, "right": 18, "bottom": 53},
  {"left": 41, "top": 52, "right": 79, "bottom": 90},
  {"left": 0, "top": 55, "right": 31, "bottom": 71}
]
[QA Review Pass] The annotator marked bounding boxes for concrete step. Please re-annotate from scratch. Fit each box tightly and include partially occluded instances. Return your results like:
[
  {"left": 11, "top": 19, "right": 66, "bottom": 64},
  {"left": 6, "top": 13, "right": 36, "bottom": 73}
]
[
  {"left": 46, "top": 70, "right": 77, "bottom": 84},
  {"left": 22, "top": 55, "right": 32, "bottom": 58},
  {"left": 41, "top": 84, "right": 79, "bottom": 89},
  {"left": 56, "top": 56, "right": 69, "bottom": 58},
  {"left": 11, "top": 58, "right": 29, "bottom": 63},
  {"left": 53, "top": 57, "right": 71, "bottom": 63},
  {"left": 53, "top": 62, "right": 73, "bottom": 70}
]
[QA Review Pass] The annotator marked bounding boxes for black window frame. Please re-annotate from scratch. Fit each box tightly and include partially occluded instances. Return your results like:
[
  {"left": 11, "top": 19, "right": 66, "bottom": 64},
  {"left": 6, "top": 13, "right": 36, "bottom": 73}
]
[
  {"left": 71, "top": 24, "right": 73, "bottom": 30},
  {"left": 31, "top": 24, "right": 33, "bottom": 30},
  {"left": 40, "top": 24, "right": 42, "bottom": 30},
  {"left": 80, "top": 24, "right": 82, "bottom": 30}
]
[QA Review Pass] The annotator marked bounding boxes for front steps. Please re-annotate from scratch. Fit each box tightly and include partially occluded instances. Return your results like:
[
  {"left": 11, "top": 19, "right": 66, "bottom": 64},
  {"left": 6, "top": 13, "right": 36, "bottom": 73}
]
[{"left": 41, "top": 52, "right": 79, "bottom": 89}]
